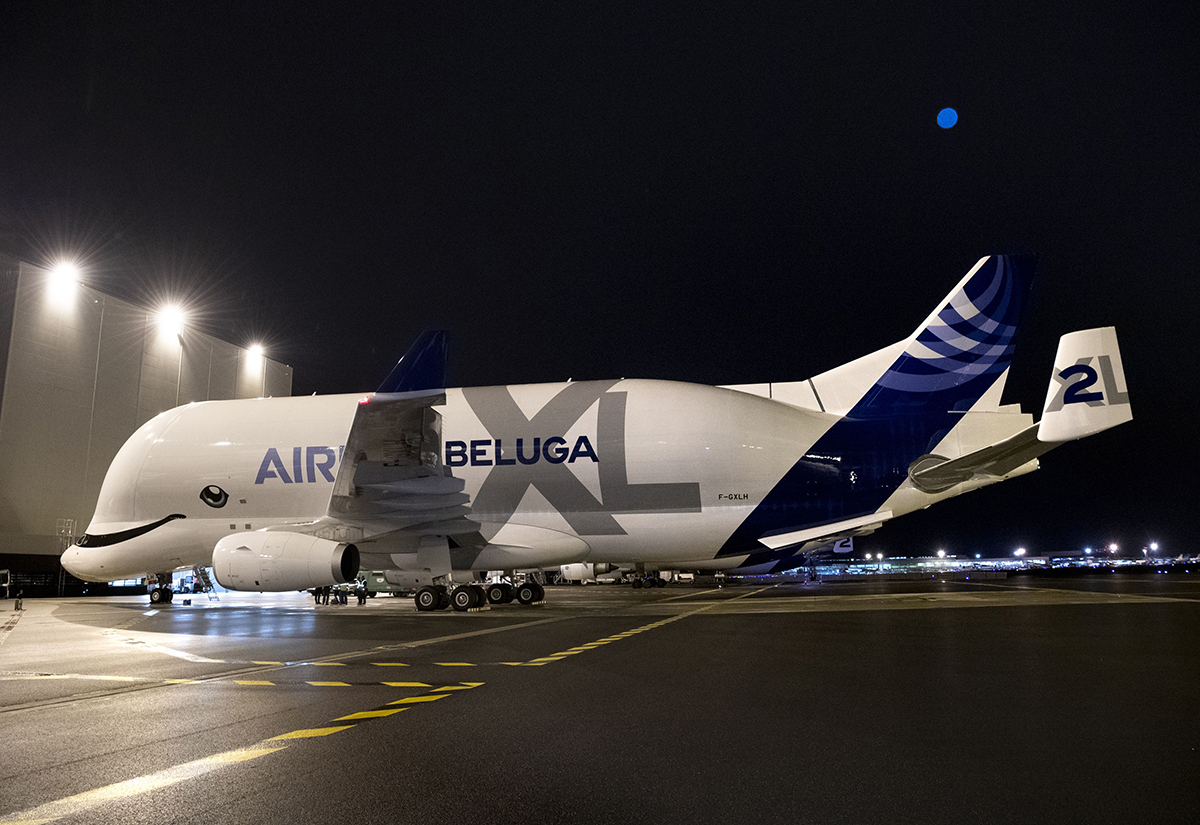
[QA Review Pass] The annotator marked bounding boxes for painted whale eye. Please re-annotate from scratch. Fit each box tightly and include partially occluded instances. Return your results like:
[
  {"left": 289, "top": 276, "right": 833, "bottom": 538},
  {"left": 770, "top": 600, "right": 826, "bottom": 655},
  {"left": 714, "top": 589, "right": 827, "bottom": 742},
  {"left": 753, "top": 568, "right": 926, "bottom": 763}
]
[{"left": 200, "top": 485, "right": 229, "bottom": 508}]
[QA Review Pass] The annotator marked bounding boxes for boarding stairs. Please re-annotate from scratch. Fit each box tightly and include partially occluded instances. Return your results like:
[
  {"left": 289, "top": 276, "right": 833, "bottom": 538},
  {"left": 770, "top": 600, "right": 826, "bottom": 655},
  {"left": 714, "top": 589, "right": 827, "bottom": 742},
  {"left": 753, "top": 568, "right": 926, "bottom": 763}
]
[{"left": 193, "top": 566, "right": 220, "bottom": 601}]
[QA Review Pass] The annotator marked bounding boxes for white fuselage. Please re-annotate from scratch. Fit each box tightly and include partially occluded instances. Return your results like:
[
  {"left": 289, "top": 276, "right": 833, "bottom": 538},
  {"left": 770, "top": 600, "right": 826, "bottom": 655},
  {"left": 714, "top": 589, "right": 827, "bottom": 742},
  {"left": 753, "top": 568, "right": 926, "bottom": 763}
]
[{"left": 62, "top": 379, "right": 887, "bottom": 580}]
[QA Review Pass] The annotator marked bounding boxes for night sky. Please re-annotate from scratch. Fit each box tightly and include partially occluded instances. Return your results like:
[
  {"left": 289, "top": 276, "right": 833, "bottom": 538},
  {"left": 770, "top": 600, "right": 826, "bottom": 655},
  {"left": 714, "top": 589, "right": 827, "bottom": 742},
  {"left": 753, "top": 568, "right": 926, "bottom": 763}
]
[{"left": 1, "top": 3, "right": 1195, "bottom": 557}]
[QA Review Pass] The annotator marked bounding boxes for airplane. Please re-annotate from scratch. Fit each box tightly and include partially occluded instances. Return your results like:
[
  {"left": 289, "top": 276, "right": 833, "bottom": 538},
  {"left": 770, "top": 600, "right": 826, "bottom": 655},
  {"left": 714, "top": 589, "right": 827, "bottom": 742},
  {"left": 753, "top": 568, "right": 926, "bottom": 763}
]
[{"left": 62, "top": 254, "right": 1133, "bottom": 611}]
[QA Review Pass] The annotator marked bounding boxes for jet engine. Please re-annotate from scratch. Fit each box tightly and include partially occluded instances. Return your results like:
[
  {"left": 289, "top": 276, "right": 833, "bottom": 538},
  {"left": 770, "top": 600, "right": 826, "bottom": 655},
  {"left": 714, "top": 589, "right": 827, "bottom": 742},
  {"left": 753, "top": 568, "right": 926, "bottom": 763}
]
[
  {"left": 560, "top": 562, "right": 618, "bottom": 581},
  {"left": 212, "top": 532, "right": 359, "bottom": 592}
]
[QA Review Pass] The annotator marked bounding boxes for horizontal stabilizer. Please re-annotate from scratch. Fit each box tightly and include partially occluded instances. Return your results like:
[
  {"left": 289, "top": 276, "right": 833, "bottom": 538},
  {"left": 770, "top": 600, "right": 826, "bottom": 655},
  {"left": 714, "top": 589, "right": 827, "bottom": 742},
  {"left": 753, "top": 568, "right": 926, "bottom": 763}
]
[
  {"left": 909, "top": 424, "right": 1049, "bottom": 492},
  {"left": 759, "top": 511, "right": 892, "bottom": 551},
  {"left": 1038, "top": 327, "right": 1132, "bottom": 443}
]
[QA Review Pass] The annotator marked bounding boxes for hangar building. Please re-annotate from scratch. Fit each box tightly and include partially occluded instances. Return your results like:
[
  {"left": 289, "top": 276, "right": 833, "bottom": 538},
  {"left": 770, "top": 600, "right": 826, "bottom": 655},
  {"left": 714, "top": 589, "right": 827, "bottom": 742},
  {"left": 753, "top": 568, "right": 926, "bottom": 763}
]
[{"left": 0, "top": 253, "right": 292, "bottom": 593}]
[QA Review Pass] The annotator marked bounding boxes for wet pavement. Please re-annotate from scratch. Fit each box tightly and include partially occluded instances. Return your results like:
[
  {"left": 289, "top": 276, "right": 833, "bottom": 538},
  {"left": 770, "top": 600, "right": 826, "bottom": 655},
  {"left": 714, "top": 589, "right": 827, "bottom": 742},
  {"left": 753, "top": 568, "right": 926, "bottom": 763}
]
[{"left": 1, "top": 573, "right": 1197, "bottom": 824}]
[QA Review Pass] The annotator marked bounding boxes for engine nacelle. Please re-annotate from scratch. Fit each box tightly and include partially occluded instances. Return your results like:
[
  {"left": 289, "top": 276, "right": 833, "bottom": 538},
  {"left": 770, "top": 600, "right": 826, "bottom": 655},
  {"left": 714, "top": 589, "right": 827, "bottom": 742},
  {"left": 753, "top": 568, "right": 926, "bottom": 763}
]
[
  {"left": 560, "top": 562, "right": 617, "bottom": 581},
  {"left": 213, "top": 532, "right": 359, "bottom": 592}
]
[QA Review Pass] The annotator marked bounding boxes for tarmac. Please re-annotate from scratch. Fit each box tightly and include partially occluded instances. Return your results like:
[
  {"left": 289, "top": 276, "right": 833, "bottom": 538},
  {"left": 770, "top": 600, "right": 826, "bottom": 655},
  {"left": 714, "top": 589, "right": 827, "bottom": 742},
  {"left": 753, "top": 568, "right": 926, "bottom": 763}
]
[{"left": 1, "top": 573, "right": 1197, "bottom": 824}]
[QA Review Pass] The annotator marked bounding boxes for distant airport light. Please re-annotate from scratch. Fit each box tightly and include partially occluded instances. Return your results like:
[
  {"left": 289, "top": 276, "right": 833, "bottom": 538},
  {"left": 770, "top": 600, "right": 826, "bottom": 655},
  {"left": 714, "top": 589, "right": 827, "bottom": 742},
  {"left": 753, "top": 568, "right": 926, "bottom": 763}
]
[
  {"left": 974, "top": 554, "right": 981, "bottom": 559},
  {"left": 937, "top": 549, "right": 945, "bottom": 558},
  {"left": 937, "top": 107, "right": 958, "bottom": 129},
  {"left": 1084, "top": 547, "right": 1093, "bottom": 555},
  {"left": 1109, "top": 543, "right": 1118, "bottom": 552},
  {"left": 1150, "top": 542, "right": 1158, "bottom": 551},
  {"left": 48, "top": 261, "right": 80, "bottom": 303},
  {"left": 875, "top": 553, "right": 883, "bottom": 560},
  {"left": 1014, "top": 548, "right": 1026, "bottom": 557},
  {"left": 156, "top": 305, "right": 185, "bottom": 339}
]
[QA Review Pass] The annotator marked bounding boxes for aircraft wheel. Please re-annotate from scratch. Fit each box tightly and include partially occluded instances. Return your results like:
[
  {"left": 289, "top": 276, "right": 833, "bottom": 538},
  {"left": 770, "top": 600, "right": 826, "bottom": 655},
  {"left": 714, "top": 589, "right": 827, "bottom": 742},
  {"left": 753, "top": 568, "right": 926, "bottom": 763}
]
[
  {"left": 528, "top": 582, "right": 544, "bottom": 602},
  {"left": 500, "top": 583, "right": 515, "bottom": 603},
  {"left": 415, "top": 586, "right": 439, "bottom": 611},
  {"left": 436, "top": 588, "right": 450, "bottom": 610},
  {"left": 631, "top": 579, "right": 643, "bottom": 589},
  {"left": 451, "top": 585, "right": 478, "bottom": 611},
  {"left": 149, "top": 588, "right": 164, "bottom": 604},
  {"left": 163, "top": 588, "right": 174, "bottom": 602},
  {"left": 655, "top": 577, "right": 667, "bottom": 588},
  {"left": 486, "top": 583, "right": 507, "bottom": 605},
  {"left": 515, "top": 582, "right": 539, "bottom": 605}
]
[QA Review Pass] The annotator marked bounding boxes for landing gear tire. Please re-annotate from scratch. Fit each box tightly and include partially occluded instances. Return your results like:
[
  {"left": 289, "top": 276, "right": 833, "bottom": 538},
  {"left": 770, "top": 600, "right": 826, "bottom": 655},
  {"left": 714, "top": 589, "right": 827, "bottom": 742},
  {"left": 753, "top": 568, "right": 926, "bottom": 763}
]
[
  {"left": 515, "top": 581, "right": 544, "bottom": 605},
  {"left": 149, "top": 587, "right": 164, "bottom": 604},
  {"left": 470, "top": 585, "right": 487, "bottom": 607},
  {"left": 451, "top": 585, "right": 479, "bottom": 612},
  {"left": 485, "top": 583, "right": 509, "bottom": 605},
  {"left": 415, "top": 586, "right": 440, "bottom": 611},
  {"left": 164, "top": 587, "right": 174, "bottom": 602},
  {"left": 655, "top": 577, "right": 667, "bottom": 588},
  {"left": 436, "top": 588, "right": 450, "bottom": 610},
  {"left": 631, "top": 579, "right": 643, "bottom": 589}
]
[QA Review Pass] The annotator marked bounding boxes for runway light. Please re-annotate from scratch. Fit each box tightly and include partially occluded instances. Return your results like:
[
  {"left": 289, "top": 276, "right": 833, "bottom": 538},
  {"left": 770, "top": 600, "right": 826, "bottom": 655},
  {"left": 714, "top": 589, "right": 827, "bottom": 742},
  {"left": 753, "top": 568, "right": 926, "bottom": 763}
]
[
  {"left": 156, "top": 305, "right": 185, "bottom": 339},
  {"left": 48, "top": 261, "right": 80, "bottom": 302}
]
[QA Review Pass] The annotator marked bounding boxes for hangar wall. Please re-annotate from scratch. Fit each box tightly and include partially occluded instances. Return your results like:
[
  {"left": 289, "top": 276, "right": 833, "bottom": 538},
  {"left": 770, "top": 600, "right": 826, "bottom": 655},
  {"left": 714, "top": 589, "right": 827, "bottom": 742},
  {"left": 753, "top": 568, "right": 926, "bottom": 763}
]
[{"left": 0, "top": 254, "right": 293, "bottom": 562}]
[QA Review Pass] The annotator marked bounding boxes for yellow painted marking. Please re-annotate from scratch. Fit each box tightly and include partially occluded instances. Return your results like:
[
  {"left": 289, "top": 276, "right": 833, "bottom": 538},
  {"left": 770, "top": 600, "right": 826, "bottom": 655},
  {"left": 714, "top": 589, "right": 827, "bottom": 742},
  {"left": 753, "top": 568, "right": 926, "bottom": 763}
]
[
  {"left": 430, "top": 683, "right": 484, "bottom": 692},
  {"left": 251, "top": 661, "right": 283, "bottom": 665},
  {"left": 267, "top": 726, "right": 355, "bottom": 740},
  {"left": 335, "top": 708, "right": 408, "bottom": 720},
  {"left": 371, "top": 662, "right": 409, "bottom": 666},
  {"left": 205, "top": 746, "right": 288, "bottom": 763},
  {"left": 310, "top": 662, "right": 347, "bottom": 667},
  {"left": 163, "top": 678, "right": 198, "bottom": 683},
  {"left": 387, "top": 694, "right": 447, "bottom": 705},
  {"left": 552, "top": 651, "right": 583, "bottom": 656},
  {"left": 381, "top": 681, "right": 431, "bottom": 688},
  {"left": 522, "top": 662, "right": 548, "bottom": 666},
  {"left": 305, "top": 681, "right": 351, "bottom": 687},
  {"left": 433, "top": 662, "right": 475, "bottom": 667},
  {"left": 501, "top": 662, "right": 525, "bottom": 666},
  {"left": 0, "top": 745, "right": 287, "bottom": 825},
  {"left": 235, "top": 680, "right": 274, "bottom": 686}
]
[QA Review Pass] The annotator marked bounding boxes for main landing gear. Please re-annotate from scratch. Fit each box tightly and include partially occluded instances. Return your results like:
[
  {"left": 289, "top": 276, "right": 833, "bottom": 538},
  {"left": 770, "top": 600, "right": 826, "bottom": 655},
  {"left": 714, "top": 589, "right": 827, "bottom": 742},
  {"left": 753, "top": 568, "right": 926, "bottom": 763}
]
[
  {"left": 413, "top": 579, "right": 545, "bottom": 612},
  {"left": 631, "top": 575, "right": 666, "bottom": 589}
]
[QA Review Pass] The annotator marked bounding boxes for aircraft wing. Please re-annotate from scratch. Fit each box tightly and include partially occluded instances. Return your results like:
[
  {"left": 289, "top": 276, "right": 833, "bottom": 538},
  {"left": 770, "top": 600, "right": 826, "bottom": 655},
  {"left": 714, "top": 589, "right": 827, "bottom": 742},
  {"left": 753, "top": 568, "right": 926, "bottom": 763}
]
[{"left": 325, "top": 392, "right": 473, "bottom": 535}]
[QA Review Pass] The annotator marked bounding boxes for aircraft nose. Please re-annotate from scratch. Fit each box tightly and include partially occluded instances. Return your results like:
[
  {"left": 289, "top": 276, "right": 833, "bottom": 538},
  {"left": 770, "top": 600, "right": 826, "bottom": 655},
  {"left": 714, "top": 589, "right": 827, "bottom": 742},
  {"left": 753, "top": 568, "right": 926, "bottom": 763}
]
[{"left": 61, "top": 546, "right": 99, "bottom": 581}]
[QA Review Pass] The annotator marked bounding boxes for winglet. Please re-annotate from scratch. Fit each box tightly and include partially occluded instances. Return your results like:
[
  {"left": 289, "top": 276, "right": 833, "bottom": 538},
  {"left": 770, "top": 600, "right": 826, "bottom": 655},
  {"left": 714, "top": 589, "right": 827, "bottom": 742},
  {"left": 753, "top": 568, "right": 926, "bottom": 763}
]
[{"left": 378, "top": 331, "right": 448, "bottom": 393}]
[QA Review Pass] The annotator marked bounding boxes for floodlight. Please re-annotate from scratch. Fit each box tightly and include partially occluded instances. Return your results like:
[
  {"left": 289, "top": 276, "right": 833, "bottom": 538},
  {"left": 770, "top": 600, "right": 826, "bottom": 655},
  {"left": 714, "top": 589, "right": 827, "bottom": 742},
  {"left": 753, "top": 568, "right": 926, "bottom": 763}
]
[
  {"left": 248, "top": 344, "right": 264, "bottom": 359},
  {"left": 48, "top": 261, "right": 80, "bottom": 302},
  {"left": 156, "top": 305, "right": 185, "bottom": 338}
]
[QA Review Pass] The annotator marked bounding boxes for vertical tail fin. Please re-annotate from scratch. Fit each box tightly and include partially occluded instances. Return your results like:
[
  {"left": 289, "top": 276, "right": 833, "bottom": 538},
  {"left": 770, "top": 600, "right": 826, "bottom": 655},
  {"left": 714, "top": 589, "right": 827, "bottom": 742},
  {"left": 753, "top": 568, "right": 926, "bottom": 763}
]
[
  {"left": 810, "top": 254, "right": 1037, "bottom": 417},
  {"left": 378, "top": 330, "right": 448, "bottom": 393},
  {"left": 1038, "top": 327, "right": 1131, "bottom": 442}
]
